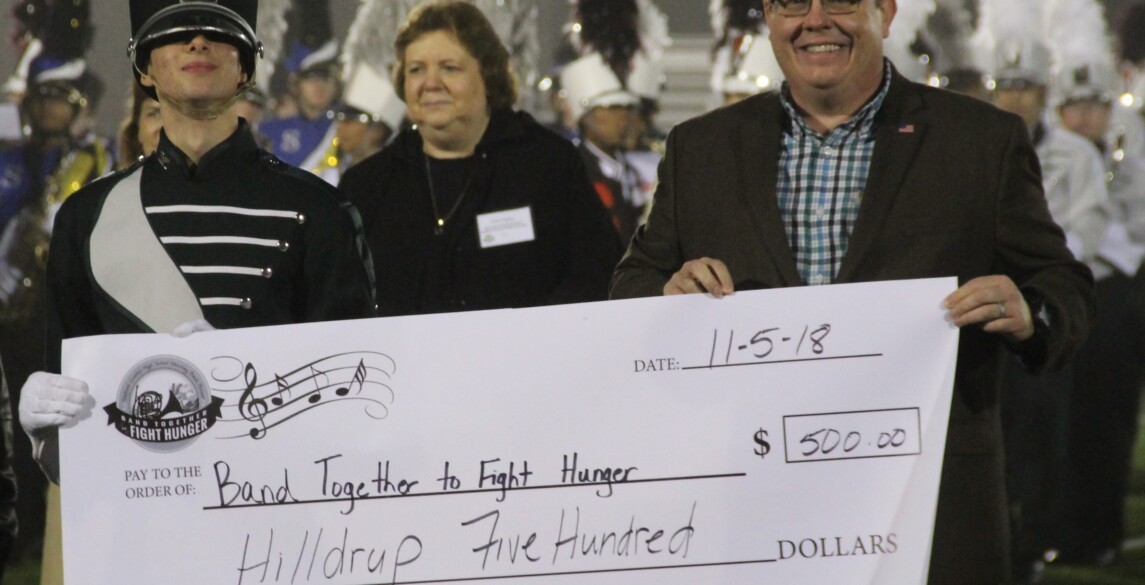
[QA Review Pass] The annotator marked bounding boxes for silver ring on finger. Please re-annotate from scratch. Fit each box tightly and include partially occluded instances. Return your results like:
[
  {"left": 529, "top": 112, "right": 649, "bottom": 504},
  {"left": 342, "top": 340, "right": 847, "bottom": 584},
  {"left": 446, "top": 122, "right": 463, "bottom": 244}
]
[{"left": 998, "top": 302, "right": 1007, "bottom": 318}]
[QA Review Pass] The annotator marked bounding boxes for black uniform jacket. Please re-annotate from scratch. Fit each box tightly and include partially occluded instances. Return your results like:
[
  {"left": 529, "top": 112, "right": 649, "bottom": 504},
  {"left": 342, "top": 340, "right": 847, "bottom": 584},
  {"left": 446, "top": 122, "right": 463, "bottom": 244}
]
[
  {"left": 611, "top": 69, "right": 1095, "bottom": 584},
  {"left": 46, "top": 122, "right": 376, "bottom": 370},
  {"left": 341, "top": 108, "right": 621, "bottom": 316}
]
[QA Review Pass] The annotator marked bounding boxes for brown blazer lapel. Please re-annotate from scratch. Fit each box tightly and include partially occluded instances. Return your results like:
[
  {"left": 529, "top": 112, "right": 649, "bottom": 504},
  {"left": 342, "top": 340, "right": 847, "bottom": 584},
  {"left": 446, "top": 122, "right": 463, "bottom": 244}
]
[
  {"left": 734, "top": 94, "right": 802, "bottom": 286},
  {"left": 836, "top": 72, "right": 927, "bottom": 282}
]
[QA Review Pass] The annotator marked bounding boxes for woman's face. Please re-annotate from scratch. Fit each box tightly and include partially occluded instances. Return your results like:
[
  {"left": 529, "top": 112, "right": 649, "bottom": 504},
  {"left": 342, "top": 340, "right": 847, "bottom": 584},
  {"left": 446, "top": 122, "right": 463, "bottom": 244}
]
[
  {"left": 137, "top": 98, "right": 163, "bottom": 156},
  {"left": 402, "top": 30, "right": 488, "bottom": 136}
]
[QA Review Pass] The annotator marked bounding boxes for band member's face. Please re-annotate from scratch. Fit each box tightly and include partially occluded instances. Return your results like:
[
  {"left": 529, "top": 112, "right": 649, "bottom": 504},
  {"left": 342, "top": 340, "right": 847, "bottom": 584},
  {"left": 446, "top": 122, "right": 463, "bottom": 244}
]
[
  {"left": 582, "top": 105, "right": 636, "bottom": 153},
  {"left": 143, "top": 34, "right": 246, "bottom": 106},
  {"left": 297, "top": 74, "right": 339, "bottom": 113},
  {"left": 28, "top": 96, "right": 77, "bottom": 135},
  {"left": 992, "top": 86, "right": 1046, "bottom": 131},
  {"left": 1058, "top": 98, "right": 1112, "bottom": 143}
]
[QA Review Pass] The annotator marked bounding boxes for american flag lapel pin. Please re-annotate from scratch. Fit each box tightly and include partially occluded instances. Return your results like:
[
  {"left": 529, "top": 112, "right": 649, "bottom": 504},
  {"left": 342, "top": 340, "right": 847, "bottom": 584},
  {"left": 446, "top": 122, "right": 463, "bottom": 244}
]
[{"left": 898, "top": 123, "right": 915, "bottom": 134}]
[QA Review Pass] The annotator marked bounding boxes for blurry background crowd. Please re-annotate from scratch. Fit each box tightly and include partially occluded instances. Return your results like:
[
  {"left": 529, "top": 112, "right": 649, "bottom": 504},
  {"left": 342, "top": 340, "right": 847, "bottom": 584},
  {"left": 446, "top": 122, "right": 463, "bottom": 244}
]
[{"left": 2, "top": 0, "right": 1145, "bottom": 583}]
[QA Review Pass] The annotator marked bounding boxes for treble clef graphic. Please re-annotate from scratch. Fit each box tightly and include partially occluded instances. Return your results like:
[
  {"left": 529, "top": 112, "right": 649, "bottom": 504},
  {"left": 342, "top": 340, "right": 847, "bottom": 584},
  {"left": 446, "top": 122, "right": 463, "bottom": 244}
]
[{"left": 237, "top": 363, "right": 269, "bottom": 439}]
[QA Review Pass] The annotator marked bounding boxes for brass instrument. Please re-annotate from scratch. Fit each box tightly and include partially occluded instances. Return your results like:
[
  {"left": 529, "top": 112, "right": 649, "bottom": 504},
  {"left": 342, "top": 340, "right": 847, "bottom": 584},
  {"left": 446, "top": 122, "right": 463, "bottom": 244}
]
[{"left": 0, "top": 140, "right": 109, "bottom": 323}]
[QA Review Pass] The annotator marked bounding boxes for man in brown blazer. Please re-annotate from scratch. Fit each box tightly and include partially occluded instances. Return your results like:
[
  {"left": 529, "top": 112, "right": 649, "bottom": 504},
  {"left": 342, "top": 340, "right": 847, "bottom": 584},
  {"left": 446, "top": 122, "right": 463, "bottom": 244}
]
[{"left": 610, "top": 0, "right": 1094, "bottom": 583}]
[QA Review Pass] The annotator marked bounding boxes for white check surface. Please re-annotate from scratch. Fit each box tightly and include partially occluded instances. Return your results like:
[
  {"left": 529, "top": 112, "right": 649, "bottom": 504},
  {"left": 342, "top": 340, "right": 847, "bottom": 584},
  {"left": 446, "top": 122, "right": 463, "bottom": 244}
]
[{"left": 59, "top": 278, "right": 958, "bottom": 585}]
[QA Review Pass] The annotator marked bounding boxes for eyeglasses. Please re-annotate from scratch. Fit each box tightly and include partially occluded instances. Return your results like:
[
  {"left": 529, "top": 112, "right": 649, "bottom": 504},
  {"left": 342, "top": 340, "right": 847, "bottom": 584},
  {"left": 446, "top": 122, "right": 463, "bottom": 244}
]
[{"left": 768, "top": 0, "right": 865, "bottom": 17}]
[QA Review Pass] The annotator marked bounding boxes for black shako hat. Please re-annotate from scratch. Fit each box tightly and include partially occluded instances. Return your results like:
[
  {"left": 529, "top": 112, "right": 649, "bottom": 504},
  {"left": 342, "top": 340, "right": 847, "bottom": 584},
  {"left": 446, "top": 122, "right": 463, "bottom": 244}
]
[{"left": 128, "top": 0, "right": 262, "bottom": 98}]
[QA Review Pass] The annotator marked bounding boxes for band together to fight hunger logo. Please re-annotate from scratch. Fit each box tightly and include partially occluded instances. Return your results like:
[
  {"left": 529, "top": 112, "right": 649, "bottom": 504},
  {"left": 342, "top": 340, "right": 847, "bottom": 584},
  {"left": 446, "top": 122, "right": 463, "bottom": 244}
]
[
  {"left": 104, "top": 355, "right": 223, "bottom": 446},
  {"left": 103, "top": 351, "right": 398, "bottom": 447}
]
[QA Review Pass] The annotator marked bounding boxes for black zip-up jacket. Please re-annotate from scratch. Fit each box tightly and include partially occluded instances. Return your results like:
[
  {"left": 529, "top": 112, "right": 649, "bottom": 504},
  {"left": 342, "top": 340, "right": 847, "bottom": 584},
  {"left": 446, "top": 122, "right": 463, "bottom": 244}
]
[{"left": 341, "top": 109, "right": 621, "bottom": 316}]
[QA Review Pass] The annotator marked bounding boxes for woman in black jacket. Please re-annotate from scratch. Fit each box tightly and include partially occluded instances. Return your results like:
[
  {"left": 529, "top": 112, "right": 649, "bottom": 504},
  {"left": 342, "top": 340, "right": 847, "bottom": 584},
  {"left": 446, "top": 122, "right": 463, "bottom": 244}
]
[{"left": 339, "top": 1, "right": 621, "bottom": 317}]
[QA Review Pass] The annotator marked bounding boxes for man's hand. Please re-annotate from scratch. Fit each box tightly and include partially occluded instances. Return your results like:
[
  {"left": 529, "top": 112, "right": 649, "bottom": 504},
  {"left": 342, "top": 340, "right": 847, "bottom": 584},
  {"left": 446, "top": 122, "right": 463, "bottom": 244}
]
[
  {"left": 18, "top": 372, "right": 94, "bottom": 484},
  {"left": 664, "top": 258, "right": 734, "bottom": 297},
  {"left": 943, "top": 275, "right": 1034, "bottom": 343}
]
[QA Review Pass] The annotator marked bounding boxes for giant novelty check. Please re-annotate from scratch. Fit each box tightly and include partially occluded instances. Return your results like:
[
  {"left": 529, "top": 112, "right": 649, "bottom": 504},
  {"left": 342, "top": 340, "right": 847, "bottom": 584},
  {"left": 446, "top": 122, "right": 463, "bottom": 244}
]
[{"left": 59, "top": 277, "right": 959, "bottom": 585}]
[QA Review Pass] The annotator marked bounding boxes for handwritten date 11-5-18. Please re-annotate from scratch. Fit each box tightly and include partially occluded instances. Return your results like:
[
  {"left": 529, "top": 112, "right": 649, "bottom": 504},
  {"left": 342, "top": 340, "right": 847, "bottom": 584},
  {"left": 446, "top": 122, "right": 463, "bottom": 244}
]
[{"left": 707, "top": 324, "right": 831, "bottom": 368}]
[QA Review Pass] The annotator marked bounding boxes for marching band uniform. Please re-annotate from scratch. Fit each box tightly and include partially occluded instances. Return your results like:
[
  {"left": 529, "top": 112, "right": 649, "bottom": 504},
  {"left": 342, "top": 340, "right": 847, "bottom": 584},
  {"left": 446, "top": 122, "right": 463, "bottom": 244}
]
[
  {"left": 0, "top": 0, "right": 110, "bottom": 566},
  {"left": 561, "top": 0, "right": 666, "bottom": 246},
  {"left": 310, "top": 1, "right": 407, "bottom": 186},
  {"left": 563, "top": 54, "right": 659, "bottom": 247},
  {"left": 261, "top": 107, "right": 337, "bottom": 169},
  {"left": 46, "top": 121, "right": 375, "bottom": 368},
  {"left": 709, "top": 0, "right": 783, "bottom": 106},
  {"left": 259, "top": 0, "right": 341, "bottom": 169},
  {"left": 985, "top": 2, "right": 1111, "bottom": 577},
  {"left": 310, "top": 63, "right": 405, "bottom": 186},
  {"left": 1055, "top": 52, "right": 1145, "bottom": 567},
  {"left": 19, "top": 1, "right": 375, "bottom": 580}
]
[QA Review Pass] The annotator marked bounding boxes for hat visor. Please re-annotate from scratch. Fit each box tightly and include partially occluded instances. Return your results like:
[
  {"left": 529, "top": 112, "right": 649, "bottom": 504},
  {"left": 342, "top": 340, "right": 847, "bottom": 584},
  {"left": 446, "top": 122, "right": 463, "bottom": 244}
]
[
  {"left": 135, "top": 4, "right": 254, "bottom": 56},
  {"left": 992, "top": 76, "right": 1045, "bottom": 91},
  {"left": 585, "top": 90, "right": 640, "bottom": 110}
]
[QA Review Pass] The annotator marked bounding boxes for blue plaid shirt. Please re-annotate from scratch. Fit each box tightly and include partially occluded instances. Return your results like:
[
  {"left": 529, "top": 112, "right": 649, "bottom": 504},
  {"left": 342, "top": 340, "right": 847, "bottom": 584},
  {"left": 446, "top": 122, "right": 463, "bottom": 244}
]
[{"left": 777, "top": 64, "right": 892, "bottom": 285}]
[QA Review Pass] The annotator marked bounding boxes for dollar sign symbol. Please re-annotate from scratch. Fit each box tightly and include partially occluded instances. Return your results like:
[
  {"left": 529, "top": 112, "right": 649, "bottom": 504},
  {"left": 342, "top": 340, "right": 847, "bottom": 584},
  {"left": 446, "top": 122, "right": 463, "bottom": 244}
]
[{"left": 753, "top": 428, "right": 770, "bottom": 458}]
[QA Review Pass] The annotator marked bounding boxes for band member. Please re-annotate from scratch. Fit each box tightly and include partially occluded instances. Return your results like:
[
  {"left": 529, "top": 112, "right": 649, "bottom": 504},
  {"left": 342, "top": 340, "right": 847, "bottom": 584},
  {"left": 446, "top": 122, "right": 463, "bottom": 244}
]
[{"left": 18, "top": 0, "right": 376, "bottom": 489}]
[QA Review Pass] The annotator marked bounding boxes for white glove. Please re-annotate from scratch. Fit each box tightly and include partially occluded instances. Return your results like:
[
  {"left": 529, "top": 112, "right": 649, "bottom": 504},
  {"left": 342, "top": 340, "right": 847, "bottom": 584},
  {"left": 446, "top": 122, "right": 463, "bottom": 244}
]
[
  {"left": 18, "top": 372, "right": 93, "bottom": 484},
  {"left": 171, "top": 318, "right": 216, "bottom": 338}
]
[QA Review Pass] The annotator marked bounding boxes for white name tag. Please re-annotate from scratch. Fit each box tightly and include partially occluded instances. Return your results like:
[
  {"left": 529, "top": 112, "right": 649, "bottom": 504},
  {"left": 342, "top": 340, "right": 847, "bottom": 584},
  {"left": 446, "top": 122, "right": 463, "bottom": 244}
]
[{"left": 476, "top": 206, "right": 535, "bottom": 249}]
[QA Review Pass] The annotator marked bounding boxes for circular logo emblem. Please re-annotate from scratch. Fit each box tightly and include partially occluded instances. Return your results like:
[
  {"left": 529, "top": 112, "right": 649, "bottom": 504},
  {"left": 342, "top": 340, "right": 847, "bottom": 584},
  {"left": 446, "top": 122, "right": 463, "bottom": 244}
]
[{"left": 104, "top": 355, "right": 223, "bottom": 452}]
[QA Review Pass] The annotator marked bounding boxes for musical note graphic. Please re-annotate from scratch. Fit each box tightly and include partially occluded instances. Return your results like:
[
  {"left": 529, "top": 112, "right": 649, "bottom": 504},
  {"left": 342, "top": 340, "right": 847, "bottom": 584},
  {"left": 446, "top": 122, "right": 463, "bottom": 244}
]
[
  {"left": 212, "top": 352, "right": 395, "bottom": 440},
  {"left": 336, "top": 360, "right": 367, "bottom": 397},
  {"left": 307, "top": 365, "right": 329, "bottom": 404},
  {"left": 237, "top": 363, "right": 269, "bottom": 439},
  {"left": 271, "top": 374, "right": 291, "bottom": 407}
]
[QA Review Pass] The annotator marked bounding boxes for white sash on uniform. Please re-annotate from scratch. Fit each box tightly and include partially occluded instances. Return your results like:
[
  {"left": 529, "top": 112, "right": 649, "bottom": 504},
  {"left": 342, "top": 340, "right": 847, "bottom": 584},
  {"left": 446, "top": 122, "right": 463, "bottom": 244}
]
[{"left": 88, "top": 167, "right": 204, "bottom": 332}]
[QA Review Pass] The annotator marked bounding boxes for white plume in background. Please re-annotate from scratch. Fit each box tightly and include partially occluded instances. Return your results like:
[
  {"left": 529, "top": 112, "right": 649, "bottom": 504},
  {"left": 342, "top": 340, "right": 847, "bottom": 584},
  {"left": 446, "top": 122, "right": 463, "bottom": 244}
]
[
  {"left": 884, "top": 0, "right": 937, "bottom": 81},
  {"left": 636, "top": 0, "right": 672, "bottom": 59},
  {"left": 470, "top": 0, "right": 541, "bottom": 109},
  {"left": 922, "top": 0, "right": 981, "bottom": 74},
  {"left": 1045, "top": 0, "right": 1115, "bottom": 79},
  {"left": 341, "top": 0, "right": 411, "bottom": 80},
  {"left": 986, "top": 0, "right": 1044, "bottom": 56},
  {"left": 255, "top": 0, "right": 291, "bottom": 92},
  {"left": 709, "top": 0, "right": 726, "bottom": 36},
  {"left": 963, "top": 0, "right": 994, "bottom": 77}
]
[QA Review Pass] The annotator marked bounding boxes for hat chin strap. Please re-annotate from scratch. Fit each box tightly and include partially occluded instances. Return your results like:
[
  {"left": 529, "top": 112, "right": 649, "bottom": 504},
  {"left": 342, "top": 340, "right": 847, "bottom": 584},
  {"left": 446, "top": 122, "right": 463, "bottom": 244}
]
[{"left": 152, "top": 78, "right": 257, "bottom": 121}]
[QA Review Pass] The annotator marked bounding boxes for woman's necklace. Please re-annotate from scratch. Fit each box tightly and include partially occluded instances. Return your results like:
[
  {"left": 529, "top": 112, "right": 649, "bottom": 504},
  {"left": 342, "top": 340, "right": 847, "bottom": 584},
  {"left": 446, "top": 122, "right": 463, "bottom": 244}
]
[{"left": 424, "top": 152, "right": 475, "bottom": 236}]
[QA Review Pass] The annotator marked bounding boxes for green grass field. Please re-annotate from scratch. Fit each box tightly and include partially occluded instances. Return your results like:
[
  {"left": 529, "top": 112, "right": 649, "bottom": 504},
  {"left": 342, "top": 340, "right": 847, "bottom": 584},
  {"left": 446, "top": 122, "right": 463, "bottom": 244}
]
[{"left": 8, "top": 433, "right": 1145, "bottom": 584}]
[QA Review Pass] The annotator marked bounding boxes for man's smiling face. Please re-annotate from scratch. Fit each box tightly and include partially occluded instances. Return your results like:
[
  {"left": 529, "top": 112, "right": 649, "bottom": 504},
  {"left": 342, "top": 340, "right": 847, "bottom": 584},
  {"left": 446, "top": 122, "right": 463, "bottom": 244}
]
[{"left": 765, "top": 0, "right": 896, "bottom": 101}]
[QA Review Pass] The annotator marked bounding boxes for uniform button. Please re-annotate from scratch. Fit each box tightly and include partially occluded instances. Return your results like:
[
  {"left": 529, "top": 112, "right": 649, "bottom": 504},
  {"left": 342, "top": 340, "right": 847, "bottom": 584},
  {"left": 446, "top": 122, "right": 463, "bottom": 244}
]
[
  {"left": 261, "top": 267, "right": 273, "bottom": 278},
  {"left": 296, "top": 213, "right": 307, "bottom": 225},
  {"left": 240, "top": 298, "right": 253, "bottom": 310},
  {"left": 278, "top": 240, "right": 290, "bottom": 252}
]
